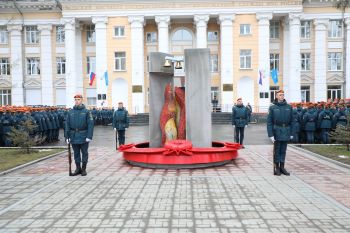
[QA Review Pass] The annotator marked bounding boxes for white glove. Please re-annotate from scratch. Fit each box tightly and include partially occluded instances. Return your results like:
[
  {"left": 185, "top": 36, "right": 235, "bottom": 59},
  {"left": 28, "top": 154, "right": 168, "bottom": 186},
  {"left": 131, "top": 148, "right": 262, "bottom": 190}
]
[
  {"left": 290, "top": 136, "right": 293, "bottom": 140},
  {"left": 232, "top": 125, "right": 235, "bottom": 128},
  {"left": 66, "top": 139, "right": 70, "bottom": 144},
  {"left": 270, "top": 137, "right": 275, "bottom": 143},
  {"left": 245, "top": 125, "right": 248, "bottom": 128},
  {"left": 86, "top": 138, "right": 92, "bottom": 142},
  {"left": 114, "top": 128, "right": 117, "bottom": 131}
]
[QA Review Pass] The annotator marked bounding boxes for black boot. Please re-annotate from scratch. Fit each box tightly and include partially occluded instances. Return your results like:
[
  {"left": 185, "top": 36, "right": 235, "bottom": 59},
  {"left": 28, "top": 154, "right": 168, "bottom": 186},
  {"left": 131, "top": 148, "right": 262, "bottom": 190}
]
[
  {"left": 72, "top": 163, "right": 81, "bottom": 176},
  {"left": 274, "top": 162, "right": 281, "bottom": 176},
  {"left": 81, "top": 162, "right": 87, "bottom": 176},
  {"left": 280, "top": 162, "right": 290, "bottom": 176}
]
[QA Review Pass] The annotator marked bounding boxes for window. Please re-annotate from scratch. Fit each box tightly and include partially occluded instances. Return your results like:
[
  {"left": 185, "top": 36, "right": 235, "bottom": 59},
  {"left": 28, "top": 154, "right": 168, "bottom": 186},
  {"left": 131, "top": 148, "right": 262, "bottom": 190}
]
[
  {"left": 240, "top": 24, "right": 251, "bottom": 35},
  {"left": 327, "top": 85, "right": 342, "bottom": 100},
  {"left": 300, "top": 20, "right": 311, "bottom": 39},
  {"left": 86, "top": 88, "right": 97, "bottom": 106},
  {"left": 328, "top": 20, "right": 343, "bottom": 38},
  {"left": 270, "top": 86, "right": 279, "bottom": 103},
  {"left": 270, "top": 21, "right": 279, "bottom": 39},
  {"left": 301, "top": 86, "right": 310, "bottom": 103},
  {"left": 208, "top": 31, "right": 218, "bottom": 41},
  {"left": 86, "top": 25, "right": 95, "bottom": 43},
  {"left": 240, "top": 50, "right": 251, "bottom": 69},
  {"left": 56, "top": 25, "right": 65, "bottom": 43},
  {"left": 87, "top": 56, "right": 96, "bottom": 74},
  {"left": 0, "top": 89, "right": 11, "bottom": 105},
  {"left": 114, "top": 52, "right": 126, "bottom": 71},
  {"left": 114, "top": 26, "right": 125, "bottom": 37},
  {"left": 172, "top": 29, "right": 192, "bottom": 41},
  {"left": 301, "top": 53, "right": 311, "bottom": 71},
  {"left": 25, "top": 26, "right": 39, "bottom": 44},
  {"left": 26, "top": 58, "right": 40, "bottom": 75},
  {"left": 0, "top": 26, "right": 8, "bottom": 44},
  {"left": 328, "top": 52, "right": 342, "bottom": 71},
  {"left": 270, "top": 53, "right": 279, "bottom": 71},
  {"left": 0, "top": 58, "right": 10, "bottom": 75},
  {"left": 56, "top": 57, "right": 66, "bottom": 75},
  {"left": 210, "top": 54, "right": 218, "bottom": 72},
  {"left": 146, "top": 32, "right": 157, "bottom": 43}
]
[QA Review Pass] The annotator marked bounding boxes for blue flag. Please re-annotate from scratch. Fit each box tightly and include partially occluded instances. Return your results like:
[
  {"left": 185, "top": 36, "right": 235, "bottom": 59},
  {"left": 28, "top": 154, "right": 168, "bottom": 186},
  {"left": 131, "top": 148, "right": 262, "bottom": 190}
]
[
  {"left": 271, "top": 69, "right": 278, "bottom": 84},
  {"left": 258, "top": 70, "right": 263, "bottom": 85},
  {"left": 104, "top": 71, "right": 108, "bottom": 86}
]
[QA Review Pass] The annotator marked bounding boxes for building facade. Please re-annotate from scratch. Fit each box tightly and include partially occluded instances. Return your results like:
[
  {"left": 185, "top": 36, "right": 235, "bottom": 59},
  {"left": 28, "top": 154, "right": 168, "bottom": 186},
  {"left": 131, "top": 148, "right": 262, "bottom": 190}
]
[{"left": 0, "top": 0, "right": 349, "bottom": 113}]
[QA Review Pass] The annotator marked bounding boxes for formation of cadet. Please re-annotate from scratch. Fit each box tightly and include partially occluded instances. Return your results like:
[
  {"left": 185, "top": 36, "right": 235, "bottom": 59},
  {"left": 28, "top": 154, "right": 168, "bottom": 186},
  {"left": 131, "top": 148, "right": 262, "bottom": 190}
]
[
  {"left": 290, "top": 98, "right": 350, "bottom": 144},
  {"left": 91, "top": 107, "right": 114, "bottom": 126},
  {"left": 0, "top": 106, "right": 66, "bottom": 147}
]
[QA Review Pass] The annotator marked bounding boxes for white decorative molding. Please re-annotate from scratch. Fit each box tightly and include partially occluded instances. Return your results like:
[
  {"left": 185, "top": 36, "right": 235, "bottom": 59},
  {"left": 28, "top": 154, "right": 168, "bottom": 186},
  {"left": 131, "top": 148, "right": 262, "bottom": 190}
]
[
  {"left": 54, "top": 78, "right": 66, "bottom": 87},
  {"left": 300, "top": 42, "right": 311, "bottom": 50},
  {"left": 55, "top": 46, "right": 65, "bottom": 54},
  {"left": 328, "top": 42, "right": 343, "bottom": 49},
  {"left": 289, "top": 13, "right": 301, "bottom": 26},
  {"left": 0, "top": 78, "right": 12, "bottom": 88},
  {"left": 24, "top": 78, "right": 42, "bottom": 88},
  {"left": 194, "top": 14, "right": 209, "bottom": 26},
  {"left": 92, "top": 16, "right": 108, "bottom": 25},
  {"left": 327, "top": 74, "right": 344, "bottom": 83},
  {"left": 25, "top": 47, "right": 40, "bottom": 54},
  {"left": 0, "top": 48, "right": 10, "bottom": 54},
  {"left": 314, "top": 18, "right": 329, "bottom": 31},
  {"left": 217, "top": 13, "right": 235, "bottom": 26},
  {"left": 256, "top": 12, "right": 273, "bottom": 26},
  {"left": 7, "top": 24, "right": 22, "bottom": 32},
  {"left": 37, "top": 24, "right": 53, "bottom": 32},
  {"left": 301, "top": 74, "right": 313, "bottom": 84},
  {"left": 270, "top": 42, "right": 280, "bottom": 50},
  {"left": 128, "top": 16, "right": 145, "bottom": 27}
]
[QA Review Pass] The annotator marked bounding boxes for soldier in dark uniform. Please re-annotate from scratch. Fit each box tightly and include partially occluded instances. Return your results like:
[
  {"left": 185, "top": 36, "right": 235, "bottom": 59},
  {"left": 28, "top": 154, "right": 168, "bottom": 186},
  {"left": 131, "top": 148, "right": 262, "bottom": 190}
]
[
  {"left": 333, "top": 104, "right": 348, "bottom": 128},
  {"left": 317, "top": 104, "right": 333, "bottom": 144},
  {"left": 112, "top": 102, "right": 129, "bottom": 148},
  {"left": 231, "top": 98, "right": 249, "bottom": 148},
  {"left": 267, "top": 90, "right": 293, "bottom": 176},
  {"left": 302, "top": 104, "right": 317, "bottom": 144},
  {"left": 65, "top": 94, "right": 94, "bottom": 176},
  {"left": 291, "top": 104, "right": 302, "bottom": 143}
]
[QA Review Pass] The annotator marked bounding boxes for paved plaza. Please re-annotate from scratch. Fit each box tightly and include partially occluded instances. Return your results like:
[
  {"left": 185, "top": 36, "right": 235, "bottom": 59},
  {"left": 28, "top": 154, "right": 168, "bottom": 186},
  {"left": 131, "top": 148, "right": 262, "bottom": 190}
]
[{"left": 0, "top": 124, "right": 350, "bottom": 232}]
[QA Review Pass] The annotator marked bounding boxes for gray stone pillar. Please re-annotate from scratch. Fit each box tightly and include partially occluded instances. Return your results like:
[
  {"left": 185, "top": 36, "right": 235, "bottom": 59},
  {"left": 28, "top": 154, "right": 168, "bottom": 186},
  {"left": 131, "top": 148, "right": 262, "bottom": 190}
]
[
  {"left": 185, "top": 49, "right": 211, "bottom": 147},
  {"left": 148, "top": 52, "right": 174, "bottom": 147}
]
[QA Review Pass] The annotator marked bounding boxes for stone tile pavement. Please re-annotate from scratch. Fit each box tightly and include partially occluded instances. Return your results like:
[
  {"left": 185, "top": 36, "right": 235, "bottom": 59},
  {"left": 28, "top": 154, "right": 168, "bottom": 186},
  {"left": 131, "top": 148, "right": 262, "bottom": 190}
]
[{"left": 0, "top": 142, "right": 350, "bottom": 232}]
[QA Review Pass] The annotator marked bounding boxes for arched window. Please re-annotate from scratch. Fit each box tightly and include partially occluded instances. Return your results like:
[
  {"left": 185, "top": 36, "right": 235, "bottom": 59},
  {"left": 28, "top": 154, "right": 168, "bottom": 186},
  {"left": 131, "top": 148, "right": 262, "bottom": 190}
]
[{"left": 172, "top": 29, "right": 193, "bottom": 42}]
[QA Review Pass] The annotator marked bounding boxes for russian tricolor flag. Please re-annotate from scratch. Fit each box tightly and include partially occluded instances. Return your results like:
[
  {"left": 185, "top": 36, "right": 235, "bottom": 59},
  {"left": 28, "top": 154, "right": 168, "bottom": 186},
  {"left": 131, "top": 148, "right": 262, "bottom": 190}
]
[{"left": 89, "top": 72, "right": 96, "bottom": 86}]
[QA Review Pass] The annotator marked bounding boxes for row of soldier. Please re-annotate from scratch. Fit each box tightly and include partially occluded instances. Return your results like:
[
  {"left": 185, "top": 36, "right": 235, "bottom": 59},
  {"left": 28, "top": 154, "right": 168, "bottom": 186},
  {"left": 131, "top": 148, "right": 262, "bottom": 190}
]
[
  {"left": 0, "top": 106, "right": 116, "bottom": 147},
  {"left": 291, "top": 102, "right": 350, "bottom": 144}
]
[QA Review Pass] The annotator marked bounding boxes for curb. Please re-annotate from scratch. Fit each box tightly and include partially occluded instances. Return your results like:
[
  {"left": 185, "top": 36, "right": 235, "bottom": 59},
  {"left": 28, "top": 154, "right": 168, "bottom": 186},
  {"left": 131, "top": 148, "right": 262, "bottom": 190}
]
[
  {"left": 0, "top": 149, "right": 67, "bottom": 176},
  {"left": 289, "top": 144, "right": 350, "bottom": 170}
]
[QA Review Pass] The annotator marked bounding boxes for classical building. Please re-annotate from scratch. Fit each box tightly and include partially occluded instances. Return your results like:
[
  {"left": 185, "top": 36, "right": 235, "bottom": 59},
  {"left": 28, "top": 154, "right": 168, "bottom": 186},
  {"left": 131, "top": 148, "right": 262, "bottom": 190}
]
[{"left": 0, "top": 0, "right": 349, "bottom": 113}]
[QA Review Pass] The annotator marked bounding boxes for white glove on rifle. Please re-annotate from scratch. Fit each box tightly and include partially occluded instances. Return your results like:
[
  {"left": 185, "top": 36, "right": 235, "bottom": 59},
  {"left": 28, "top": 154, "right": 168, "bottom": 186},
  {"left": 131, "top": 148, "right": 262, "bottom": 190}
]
[
  {"left": 66, "top": 139, "right": 70, "bottom": 144},
  {"left": 270, "top": 137, "right": 275, "bottom": 143},
  {"left": 86, "top": 138, "right": 92, "bottom": 142},
  {"left": 114, "top": 128, "right": 117, "bottom": 131},
  {"left": 290, "top": 136, "right": 293, "bottom": 140}
]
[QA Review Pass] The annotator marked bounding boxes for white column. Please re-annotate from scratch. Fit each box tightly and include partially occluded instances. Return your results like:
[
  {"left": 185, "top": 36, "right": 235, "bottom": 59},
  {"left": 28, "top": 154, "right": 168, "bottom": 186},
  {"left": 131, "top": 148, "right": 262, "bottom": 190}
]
[
  {"left": 128, "top": 16, "right": 145, "bottom": 113},
  {"left": 75, "top": 23, "right": 84, "bottom": 96},
  {"left": 92, "top": 16, "right": 108, "bottom": 107},
  {"left": 282, "top": 18, "right": 290, "bottom": 100},
  {"left": 38, "top": 24, "right": 54, "bottom": 106},
  {"left": 345, "top": 18, "right": 350, "bottom": 98},
  {"left": 63, "top": 17, "right": 77, "bottom": 107},
  {"left": 7, "top": 24, "right": 24, "bottom": 106},
  {"left": 288, "top": 13, "right": 301, "bottom": 103},
  {"left": 218, "top": 14, "right": 235, "bottom": 112},
  {"left": 256, "top": 13, "right": 272, "bottom": 112},
  {"left": 314, "top": 18, "right": 329, "bottom": 102},
  {"left": 194, "top": 15, "right": 209, "bottom": 48},
  {"left": 155, "top": 16, "right": 170, "bottom": 53}
]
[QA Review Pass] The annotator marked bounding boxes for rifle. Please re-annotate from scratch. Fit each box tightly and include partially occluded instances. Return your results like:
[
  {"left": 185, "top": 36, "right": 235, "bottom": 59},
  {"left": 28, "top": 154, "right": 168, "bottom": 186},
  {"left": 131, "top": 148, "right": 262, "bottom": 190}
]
[
  {"left": 273, "top": 140, "right": 276, "bottom": 175},
  {"left": 115, "top": 130, "right": 118, "bottom": 150},
  {"left": 68, "top": 142, "right": 72, "bottom": 176}
]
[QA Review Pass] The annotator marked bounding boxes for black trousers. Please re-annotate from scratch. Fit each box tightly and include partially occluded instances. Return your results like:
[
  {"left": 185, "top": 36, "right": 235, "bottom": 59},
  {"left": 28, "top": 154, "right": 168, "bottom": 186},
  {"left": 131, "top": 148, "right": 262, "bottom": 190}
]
[{"left": 234, "top": 127, "right": 245, "bottom": 145}]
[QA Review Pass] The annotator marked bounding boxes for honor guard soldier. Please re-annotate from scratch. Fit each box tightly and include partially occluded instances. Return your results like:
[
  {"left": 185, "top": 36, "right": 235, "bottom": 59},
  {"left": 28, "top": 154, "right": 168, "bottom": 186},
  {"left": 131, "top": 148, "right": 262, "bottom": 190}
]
[
  {"left": 267, "top": 90, "right": 293, "bottom": 176},
  {"left": 64, "top": 94, "right": 94, "bottom": 176},
  {"left": 231, "top": 97, "right": 249, "bottom": 148},
  {"left": 113, "top": 102, "right": 129, "bottom": 148}
]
